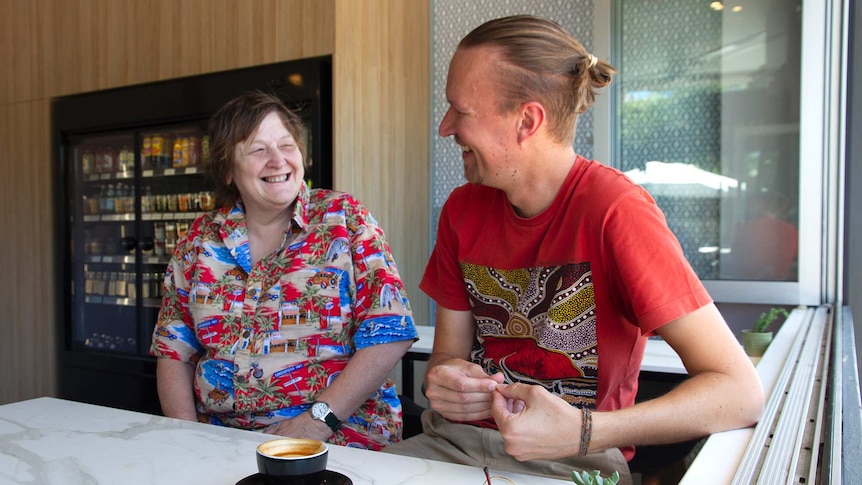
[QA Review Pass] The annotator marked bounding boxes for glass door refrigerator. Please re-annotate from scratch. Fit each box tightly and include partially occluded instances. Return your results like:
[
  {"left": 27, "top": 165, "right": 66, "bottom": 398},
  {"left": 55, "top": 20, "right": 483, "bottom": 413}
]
[{"left": 53, "top": 56, "right": 332, "bottom": 414}]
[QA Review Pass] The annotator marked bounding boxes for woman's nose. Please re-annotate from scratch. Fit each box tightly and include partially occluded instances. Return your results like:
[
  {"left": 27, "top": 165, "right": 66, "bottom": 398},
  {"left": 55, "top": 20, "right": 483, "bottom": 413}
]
[{"left": 265, "top": 145, "right": 285, "bottom": 165}]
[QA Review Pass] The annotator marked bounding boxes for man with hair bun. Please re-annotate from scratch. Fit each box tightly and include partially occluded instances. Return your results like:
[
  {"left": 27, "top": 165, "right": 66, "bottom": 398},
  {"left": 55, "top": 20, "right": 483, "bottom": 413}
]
[{"left": 386, "top": 15, "right": 763, "bottom": 484}]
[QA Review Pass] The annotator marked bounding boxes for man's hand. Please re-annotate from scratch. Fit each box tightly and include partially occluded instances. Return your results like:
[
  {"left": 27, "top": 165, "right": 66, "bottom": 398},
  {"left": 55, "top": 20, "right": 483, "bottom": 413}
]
[
  {"left": 491, "top": 382, "right": 582, "bottom": 461},
  {"left": 424, "top": 357, "right": 505, "bottom": 421}
]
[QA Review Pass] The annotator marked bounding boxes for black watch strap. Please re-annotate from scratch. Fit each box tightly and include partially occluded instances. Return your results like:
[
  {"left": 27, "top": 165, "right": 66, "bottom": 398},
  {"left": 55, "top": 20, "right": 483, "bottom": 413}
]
[{"left": 321, "top": 410, "right": 340, "bottom": 432}]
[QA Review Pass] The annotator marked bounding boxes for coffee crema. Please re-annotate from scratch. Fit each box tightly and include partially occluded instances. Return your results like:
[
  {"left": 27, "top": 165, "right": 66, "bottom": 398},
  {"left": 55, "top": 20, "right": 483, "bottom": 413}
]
[{"left": 258, "top": 438, "right": 327, "bottom": 460}]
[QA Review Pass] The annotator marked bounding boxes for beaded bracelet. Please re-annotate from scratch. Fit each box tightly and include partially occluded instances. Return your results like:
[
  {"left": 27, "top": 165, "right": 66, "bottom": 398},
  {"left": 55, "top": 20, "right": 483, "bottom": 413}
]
[{"left": 578, "top": 407, "right": 592, "bottom": 456}]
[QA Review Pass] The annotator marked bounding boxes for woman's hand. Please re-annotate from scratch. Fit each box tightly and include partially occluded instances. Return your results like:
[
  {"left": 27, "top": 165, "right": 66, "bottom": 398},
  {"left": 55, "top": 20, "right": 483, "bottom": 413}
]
[{"left": 264, "top": 412, "right": 333, "bottom": 441}]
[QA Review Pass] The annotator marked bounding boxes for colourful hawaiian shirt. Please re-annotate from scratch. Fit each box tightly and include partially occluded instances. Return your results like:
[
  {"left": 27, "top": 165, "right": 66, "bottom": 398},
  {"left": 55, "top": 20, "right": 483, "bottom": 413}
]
[{"left": 150, "top": 184, "right": 417, "bottom": 450}]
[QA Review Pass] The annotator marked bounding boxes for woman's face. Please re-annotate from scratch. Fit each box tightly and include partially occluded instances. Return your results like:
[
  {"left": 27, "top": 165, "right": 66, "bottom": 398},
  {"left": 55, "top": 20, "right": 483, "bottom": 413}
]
[{"left": 229, "top": 111, "right": 305, "bottom": 215}]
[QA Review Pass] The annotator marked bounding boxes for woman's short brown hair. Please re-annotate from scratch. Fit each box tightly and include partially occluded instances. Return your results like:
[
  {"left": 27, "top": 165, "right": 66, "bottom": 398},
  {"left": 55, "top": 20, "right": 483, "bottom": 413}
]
[
  {"left": 206, "top": 91, "right": 308, "bottom": 209},
  {"left": 459, "top": 15, "right": 616, "bottom": 144}
]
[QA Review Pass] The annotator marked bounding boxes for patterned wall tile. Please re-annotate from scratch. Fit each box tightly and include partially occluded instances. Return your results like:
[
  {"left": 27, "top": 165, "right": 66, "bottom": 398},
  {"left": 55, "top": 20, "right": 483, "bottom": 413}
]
[{"left": 431, "top": 0, "right": 596, "bottom": 237}]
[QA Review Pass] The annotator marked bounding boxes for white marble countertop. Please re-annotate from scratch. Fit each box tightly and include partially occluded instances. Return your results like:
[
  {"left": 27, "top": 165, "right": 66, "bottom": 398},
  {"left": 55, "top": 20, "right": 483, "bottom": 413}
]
[
  {"left": 0, "top": 397, "right": 570, "bottom": 485},
  {"left": 410, "top": 325, "right": 687, "bottom": 375}
]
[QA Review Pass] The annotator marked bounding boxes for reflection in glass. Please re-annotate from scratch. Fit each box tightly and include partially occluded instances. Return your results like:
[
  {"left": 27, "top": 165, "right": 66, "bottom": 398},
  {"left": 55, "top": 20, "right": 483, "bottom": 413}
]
[{"left": 617, "top": 0, "right": 801, "bottom": 281}]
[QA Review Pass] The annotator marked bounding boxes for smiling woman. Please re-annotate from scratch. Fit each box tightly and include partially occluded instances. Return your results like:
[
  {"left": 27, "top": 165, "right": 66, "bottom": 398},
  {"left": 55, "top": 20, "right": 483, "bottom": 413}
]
[
  {"left": 229, "top": 111, "right": 306, "bottom": 223},
  {"left": 149, "top": 91, "right": 419, "bottom": 452}
]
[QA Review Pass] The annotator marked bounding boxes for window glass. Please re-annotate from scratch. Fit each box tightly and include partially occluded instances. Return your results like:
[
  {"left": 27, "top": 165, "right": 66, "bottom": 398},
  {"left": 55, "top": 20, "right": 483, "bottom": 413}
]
[{"left": 617, "top": 0, "right": 802, "bottom": 282}]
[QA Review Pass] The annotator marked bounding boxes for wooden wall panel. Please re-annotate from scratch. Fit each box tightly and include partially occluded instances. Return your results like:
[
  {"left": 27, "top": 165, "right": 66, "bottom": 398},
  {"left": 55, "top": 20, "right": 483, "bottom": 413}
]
[
  {"left": 0, "top": 0, "right": 336, "bottom": 405},
  {"left": 0, "top": 99, "right": 56, "bottom": 405},
  {"left": 334, "top": 0, "right": 430, "bottom": 326},
  {"left": 0, "top": 0, "right": 430, "bottom": 407},
  {"left": 0, "top": 0, "right": 336, "bottom": 103}
]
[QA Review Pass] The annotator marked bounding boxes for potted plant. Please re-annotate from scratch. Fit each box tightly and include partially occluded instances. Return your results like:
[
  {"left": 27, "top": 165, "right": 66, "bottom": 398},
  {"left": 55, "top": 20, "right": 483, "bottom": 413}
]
[
  {"left": 742, "top": 307, "right": 789, "bottom": 357},
  {"left": 571, "top": 470, "right": 620, "bottom": 485}
]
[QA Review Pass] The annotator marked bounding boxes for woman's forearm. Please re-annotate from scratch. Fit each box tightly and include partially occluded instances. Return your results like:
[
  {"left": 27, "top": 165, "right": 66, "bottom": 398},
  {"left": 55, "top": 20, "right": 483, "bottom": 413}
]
[{"left": 156, "top": 358, "right": 198, "bottom": 421}]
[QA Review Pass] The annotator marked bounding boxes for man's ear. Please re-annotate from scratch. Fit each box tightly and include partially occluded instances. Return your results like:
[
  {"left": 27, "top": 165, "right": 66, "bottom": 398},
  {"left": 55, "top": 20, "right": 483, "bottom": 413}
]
[{"left": 517, "top": 101, "right": 545, "bottom": 143}]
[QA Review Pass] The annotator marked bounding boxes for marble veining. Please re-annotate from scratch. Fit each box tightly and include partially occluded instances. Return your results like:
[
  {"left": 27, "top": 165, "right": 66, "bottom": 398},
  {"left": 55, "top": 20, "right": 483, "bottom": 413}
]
[{"left": 0, "top": 398, "right": 568, "bottom": 485}]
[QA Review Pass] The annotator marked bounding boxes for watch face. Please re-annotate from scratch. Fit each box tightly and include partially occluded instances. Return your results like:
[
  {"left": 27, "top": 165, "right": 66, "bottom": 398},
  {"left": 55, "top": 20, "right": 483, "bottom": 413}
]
[{"left": 311, "top": 402, "right": 328, "bottom": 418}]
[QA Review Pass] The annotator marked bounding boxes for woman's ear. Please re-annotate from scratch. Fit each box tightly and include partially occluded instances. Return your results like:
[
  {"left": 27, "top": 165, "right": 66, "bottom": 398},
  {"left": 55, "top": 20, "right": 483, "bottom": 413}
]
[{"left": 517, "top": 101, "right": 545, "bottom": 143}]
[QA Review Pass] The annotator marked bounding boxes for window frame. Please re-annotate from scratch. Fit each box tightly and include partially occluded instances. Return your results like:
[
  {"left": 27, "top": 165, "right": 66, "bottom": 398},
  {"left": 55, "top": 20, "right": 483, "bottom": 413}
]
[{"left": 602, "top": 0, "right": 843, "bottom": 306}]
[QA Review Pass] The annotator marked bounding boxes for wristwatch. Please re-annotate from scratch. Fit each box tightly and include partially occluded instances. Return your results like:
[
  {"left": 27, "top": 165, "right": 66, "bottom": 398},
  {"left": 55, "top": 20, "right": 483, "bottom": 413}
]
[{"left": 309, "top": 401, "right": 341, "bottom": 432}]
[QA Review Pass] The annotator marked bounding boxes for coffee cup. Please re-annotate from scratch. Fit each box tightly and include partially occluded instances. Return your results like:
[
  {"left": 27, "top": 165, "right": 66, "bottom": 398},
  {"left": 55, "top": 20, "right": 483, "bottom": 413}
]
[{"left": 256, "top": 438, "right": 328, "bottom": 485}]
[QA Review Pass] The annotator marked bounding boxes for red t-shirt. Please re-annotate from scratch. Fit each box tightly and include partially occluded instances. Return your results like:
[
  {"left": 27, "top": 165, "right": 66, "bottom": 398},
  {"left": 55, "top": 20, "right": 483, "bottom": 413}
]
[{"left": 421, "top": 157, "right": 711, "bottom": 459}]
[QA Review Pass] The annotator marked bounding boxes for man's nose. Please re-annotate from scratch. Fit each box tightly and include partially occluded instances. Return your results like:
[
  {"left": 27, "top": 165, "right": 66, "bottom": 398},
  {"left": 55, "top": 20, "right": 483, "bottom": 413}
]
[{"left": 438, "top": 108, "right": 455, "bottom": 137}]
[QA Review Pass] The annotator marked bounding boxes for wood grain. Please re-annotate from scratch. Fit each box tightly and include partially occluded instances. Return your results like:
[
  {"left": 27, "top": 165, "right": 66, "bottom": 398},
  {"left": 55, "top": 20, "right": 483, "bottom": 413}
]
[
  {"left": 334, "top": 0, "right": 430, "bottom": 326},
  {"left": 0, "top": 0, "right": 431, "bottom": 406}
]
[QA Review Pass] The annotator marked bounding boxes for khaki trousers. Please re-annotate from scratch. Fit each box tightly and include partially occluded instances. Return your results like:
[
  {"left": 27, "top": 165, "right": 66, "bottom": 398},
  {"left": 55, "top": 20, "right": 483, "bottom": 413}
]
[{"left": 385, "top": 410, "right": 632, "bottom": 485}]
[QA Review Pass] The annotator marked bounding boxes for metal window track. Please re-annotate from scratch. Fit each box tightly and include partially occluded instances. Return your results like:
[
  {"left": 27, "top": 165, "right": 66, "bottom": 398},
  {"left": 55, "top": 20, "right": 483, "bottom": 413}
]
[{"left": 731, "top": 305, "right": 833, "bottom": 485}]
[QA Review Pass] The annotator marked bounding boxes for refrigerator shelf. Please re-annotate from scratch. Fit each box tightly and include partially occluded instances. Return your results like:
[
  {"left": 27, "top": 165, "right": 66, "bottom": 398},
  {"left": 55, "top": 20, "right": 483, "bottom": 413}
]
[
  {"left": 142, "top": 167, "right": 202, "bottom": 178},
  {"left": 84, "top": 295, "right": 136, "bottom": 307},
  {"left": 141, "top": 212, "right": 203, "bottom": 221},
  {"left": 82, "top": 214, "right": 135, "bottom": 222},
  {"left": 82, "top": 296, "right": 162, "bottom": 309},
  {"left": 83, "top": 171, "right": 135, "bottom": 182},
  {"left": 85, "top": 255, "right": 136, "bottom": 264}
]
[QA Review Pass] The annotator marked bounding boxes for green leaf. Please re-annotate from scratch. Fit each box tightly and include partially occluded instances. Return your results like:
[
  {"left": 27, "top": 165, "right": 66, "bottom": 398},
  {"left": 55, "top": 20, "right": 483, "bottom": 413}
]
[{"left": 570, "top": 470, "right": 620, "bottom": 485}]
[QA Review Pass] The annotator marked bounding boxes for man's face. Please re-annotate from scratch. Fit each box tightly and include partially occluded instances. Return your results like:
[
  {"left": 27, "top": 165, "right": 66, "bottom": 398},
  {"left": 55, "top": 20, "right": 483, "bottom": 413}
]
[{"left": 438, "top": 46, "right": 521, "bottom": 188}]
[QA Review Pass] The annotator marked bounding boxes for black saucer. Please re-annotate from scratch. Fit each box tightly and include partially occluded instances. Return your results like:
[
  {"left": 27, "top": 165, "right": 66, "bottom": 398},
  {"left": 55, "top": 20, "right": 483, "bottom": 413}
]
[{"left": 236, "top": 470, "right": 352, "bottom": 485}]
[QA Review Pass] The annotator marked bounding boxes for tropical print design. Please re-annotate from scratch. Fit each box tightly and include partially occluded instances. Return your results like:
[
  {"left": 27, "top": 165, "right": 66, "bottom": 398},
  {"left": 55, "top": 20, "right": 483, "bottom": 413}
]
[
  {"left": 150, "top": 184, "right": 417, "bottom": 450},
  {"left": 463, "top": 262, "right": 598, "bottom": 410}
]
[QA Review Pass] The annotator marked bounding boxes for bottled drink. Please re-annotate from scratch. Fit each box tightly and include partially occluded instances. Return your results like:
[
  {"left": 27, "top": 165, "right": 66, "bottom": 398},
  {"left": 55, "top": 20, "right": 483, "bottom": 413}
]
[
  {"left": 99, "top": 186, "right": 109, "bottom": 213},
  {"left": 187, "top": 136, "right": 198, "bottom": 166},
  {"left": 118, "top": 145, "right": 134, "bottom": 173},
  {"left": 172, "top": 136, "right": 184, "bottom": 167},
  {"left": 201, "top": 135, "right": 210, "bottom": 164},
  {"left": 105, "top": 184, "right": 115, "bottom": 213},
  {"left": 82, "top": 150, "right": 95, "bottom": 174},
  {"left": 141, "top": 135, "right": 152, "bottom": 169},
  {"left": 114, "top": 183, "right": 125, "bottom": 213},
  {"left": 141, "top": 186, "right": 154, "bottom": 213},
  {"left": 151, "top": 134, "right": 165, "bottom": 168}
]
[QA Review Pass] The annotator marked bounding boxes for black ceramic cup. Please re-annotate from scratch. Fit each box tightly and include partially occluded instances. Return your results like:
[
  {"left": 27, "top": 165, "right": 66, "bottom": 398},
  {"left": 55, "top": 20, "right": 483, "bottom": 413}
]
[{"left": 256, "top": 438, "right": 329, "bottom": 485}]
